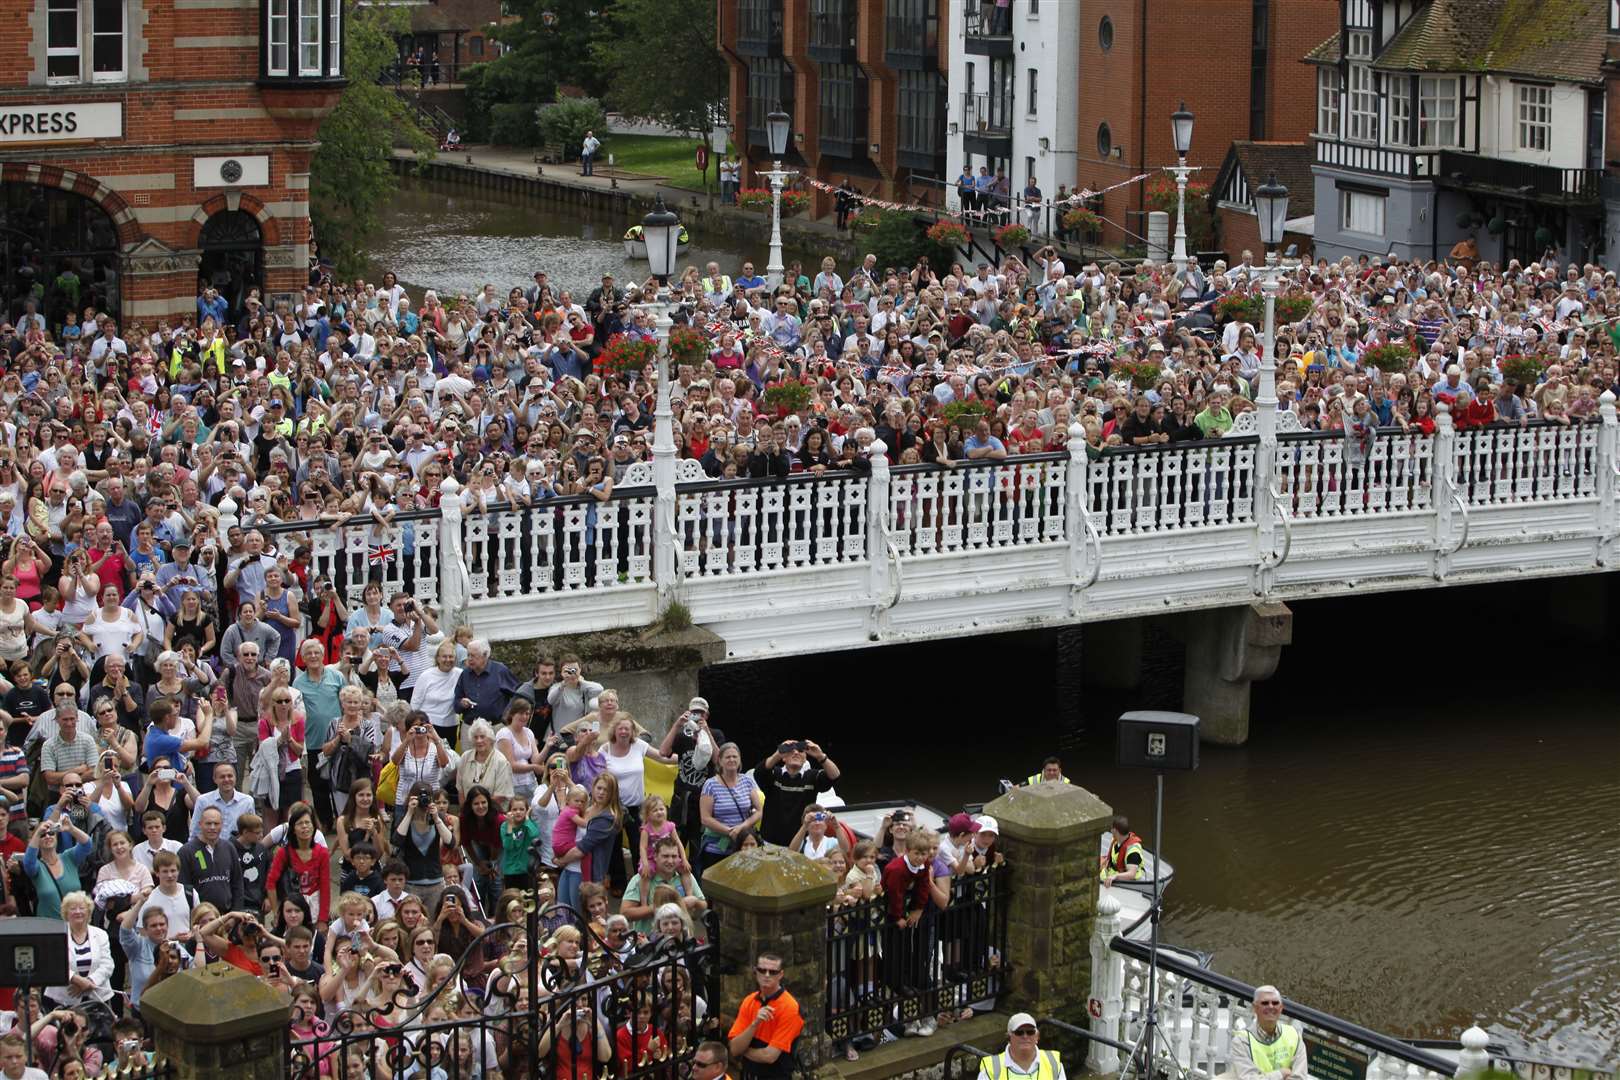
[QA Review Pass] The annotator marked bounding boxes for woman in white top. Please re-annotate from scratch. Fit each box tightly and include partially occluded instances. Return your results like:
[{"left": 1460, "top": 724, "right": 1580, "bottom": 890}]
[
  {"left": 389, "top": 714, "right": 450, "bottom": 818},
  {"left": 125, "top": 574, "right": 169, "bottom": 671},
  {"left": 598, "top": 712, "right": 677, "bottom": 890},
  {"left": 85, "top": 763, "right": 134, "bottom": 834},
  {"left": 409, "top": 640, "right": 461, "bottom": 741},
  {"left": 56, "top": 549, "right": 101, "bottom": 627},
  {"left": 46, "top": 891, "right": 114, "bottom": 1011},
  {"left": 0, "top": 575, "right": 32, "bottom": 662},
  {"left": 78, "top": 584, "right": 143, "bottom": 661},
  {"left": 494, "top": 704, "right": 540, "bottom": 801}
]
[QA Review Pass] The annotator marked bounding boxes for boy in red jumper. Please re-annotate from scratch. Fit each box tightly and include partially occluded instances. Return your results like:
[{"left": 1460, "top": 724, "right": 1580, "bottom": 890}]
[{"left": 880, "top": 832, "right": 938, "bottom": 1037}]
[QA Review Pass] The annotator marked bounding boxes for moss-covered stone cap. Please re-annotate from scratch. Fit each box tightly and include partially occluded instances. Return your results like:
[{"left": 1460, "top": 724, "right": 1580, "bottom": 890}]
[
  {"left": 702, "top": 846, "right": 838, "bottom": 913},
  {"left": 140, "top": 962, "right": 291, "bottom": 1042},
  {"left": 983, "top": 782, "right": 1113, "bottom": 845}
]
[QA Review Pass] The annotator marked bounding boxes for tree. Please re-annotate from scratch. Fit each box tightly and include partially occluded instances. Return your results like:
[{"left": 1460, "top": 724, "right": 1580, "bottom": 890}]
[
  {"left": 590, "top": 0, "right": 726, "bottom": 136},
  {"left": 488, "top": 0, "right": 607, "bottom": 101},
  {"left": 310, "top": 1, "right": 434, "bottom": 276}
]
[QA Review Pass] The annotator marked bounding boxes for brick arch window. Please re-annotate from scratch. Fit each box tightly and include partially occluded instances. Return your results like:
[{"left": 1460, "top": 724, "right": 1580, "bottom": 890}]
[{"left": 262, "top": 0, "right": 341, "bottom": 80}]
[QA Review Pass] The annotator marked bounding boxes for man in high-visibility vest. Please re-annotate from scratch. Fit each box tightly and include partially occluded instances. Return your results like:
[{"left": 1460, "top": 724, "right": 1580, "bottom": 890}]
[
  {"left": 977, "top": 1013, "right": 1065, "bottom": 1080},
  {"left": 1024, "top": 756, "right": 1068, "bottom": 786},
  {"left": 1099, "top": 814, "right": 1146, "bottom": 885},
  {"left": 1232, "top": 986, "right": 1307, "bottom": 1080}
]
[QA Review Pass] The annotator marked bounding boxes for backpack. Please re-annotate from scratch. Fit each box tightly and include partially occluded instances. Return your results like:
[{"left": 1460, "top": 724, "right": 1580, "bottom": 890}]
[{"left": 326, "top": 738, "right": 367, "bottom": 795}]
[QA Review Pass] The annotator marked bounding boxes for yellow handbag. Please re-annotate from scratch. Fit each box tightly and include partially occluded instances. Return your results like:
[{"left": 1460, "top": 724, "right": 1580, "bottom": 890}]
[{"left": 377, "top": 761, "right": 400, "bottom": 806}]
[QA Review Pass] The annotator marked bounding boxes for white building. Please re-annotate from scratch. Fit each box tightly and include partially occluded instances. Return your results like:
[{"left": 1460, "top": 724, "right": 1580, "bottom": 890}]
[
  {"left": 1306, "top": 0, "right": 1607, "bottom": 265},
  {"left": 944, "top": 0, "right": 1080, "bottom": 229}
]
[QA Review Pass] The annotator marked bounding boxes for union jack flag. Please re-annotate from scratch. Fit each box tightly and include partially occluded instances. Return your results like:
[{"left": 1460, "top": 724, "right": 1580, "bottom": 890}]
[{"left": 368, "top": 544, "right": 396, "bottom": 564}]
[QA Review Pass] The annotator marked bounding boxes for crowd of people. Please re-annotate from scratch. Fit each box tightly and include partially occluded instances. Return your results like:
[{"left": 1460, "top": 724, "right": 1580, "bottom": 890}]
[{"left": 0, "top": 229, "right": 1615, "bottom": 1078}]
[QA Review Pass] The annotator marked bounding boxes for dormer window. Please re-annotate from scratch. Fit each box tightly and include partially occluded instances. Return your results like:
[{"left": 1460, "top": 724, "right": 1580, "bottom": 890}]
[{"left": 263, "top": 0, "right": 341, "bottom": 80}]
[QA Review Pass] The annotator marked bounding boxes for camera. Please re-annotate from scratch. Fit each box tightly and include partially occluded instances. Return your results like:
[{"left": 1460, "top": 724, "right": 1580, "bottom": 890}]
[{"left": 681, "top": 721, "right": 697, "bottom": 738}]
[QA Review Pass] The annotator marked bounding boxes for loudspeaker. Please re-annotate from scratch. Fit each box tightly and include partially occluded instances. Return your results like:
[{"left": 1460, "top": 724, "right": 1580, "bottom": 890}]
[
  {"left": 1116, "top": 711, "right": 1201, "bottom": 771},
  {"left": 0, "top": 919, "right": 69, "bottom": 987}
]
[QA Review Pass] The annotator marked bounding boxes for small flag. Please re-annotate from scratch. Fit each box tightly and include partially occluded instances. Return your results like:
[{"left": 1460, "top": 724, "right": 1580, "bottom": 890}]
[{"left": 368, "top": 545, "right": 396, "bottom": 564}]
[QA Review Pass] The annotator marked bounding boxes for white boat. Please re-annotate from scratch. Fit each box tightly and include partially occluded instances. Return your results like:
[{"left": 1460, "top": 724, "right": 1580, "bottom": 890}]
[
  {"left": 623, "top": 237, "right": 647, "bottom": 258},
  {"left": 1098, "top": 830, "right": 1176, "bottom": 896},
  {"left": 622, "top": 227, "right": 690, "bottom": 259}
]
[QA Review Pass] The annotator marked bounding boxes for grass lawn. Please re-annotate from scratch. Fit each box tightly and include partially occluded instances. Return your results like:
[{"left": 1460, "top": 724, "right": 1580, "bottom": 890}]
[{"left": 600, "top": 133, "right": 717, "bottom": 193}]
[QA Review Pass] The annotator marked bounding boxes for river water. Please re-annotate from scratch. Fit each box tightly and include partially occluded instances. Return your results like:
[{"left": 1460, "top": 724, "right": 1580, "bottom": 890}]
[
  {"left": 365, "top": 177, "right": 799, "bottom": 300},
  {"left": 361, "top": 182, "right": 1618, "bottom": 1067},
  {"left": 699, "top": 578, "right": 1620, "bottom": 1066}
]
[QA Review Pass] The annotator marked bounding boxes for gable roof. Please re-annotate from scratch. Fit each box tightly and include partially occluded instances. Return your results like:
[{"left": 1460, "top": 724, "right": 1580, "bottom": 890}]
[
  {"left": 1303, "top": 30, "right": 1341, "bottom": 65},
  {"left": 1211, "top": 142, "right": 1316, "bottom": 219},
  {"left": 1370, "top": 0, "right": 1606, "bottom": 84}
]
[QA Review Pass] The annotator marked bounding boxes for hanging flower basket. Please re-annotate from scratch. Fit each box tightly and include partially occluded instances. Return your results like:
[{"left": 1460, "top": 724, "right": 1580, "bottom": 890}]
[
  {"left": 1214, "top": 294, "right": 1263, "bottom": 324},
  {"left": 1499, "top": 354, "right": 1545, "bottom": 387},
  {"left": 667, "top": 326, "right": 710, "bottom": 369},
  {"left": 1112, "top": 358, "right": 1163, "bottom": 391},
  {"left": 597, "top": 333, "right": 658, "bottom": 377},
  {"left": 994, "top": 222, "right": 1031, "bottom": 249},
  {"left": 1062, "top": 208, "right": 1102, "bottom": 234},
  {"left": 762, "top": 380, "right": 815, "bottom": 417},
  {"left": 927, "top": 220, "right": 971, "bottom": 247},
  {"left": 736, "top": 188, "right": 809, "bottom": 216},
  {"left": 942, "top": 399, "right": 989, "bottom": 432},
  {"left": 1360, "top": 343, "right": 1412, "bottom": 377},
  {"left": 849, "top": 209, "right": 881, "bottom": 233},
  {"left": 1274, "top": 296, "right": 1314, "bottom": 324}
]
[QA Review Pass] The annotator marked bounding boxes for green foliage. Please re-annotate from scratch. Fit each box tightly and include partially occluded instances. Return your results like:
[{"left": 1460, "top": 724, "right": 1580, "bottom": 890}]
[
  {"left": 310, "top": 1, "right": 433, "bottom": 277},
  {"left": 489, "top": 103, "right": 542, "bottom": 147},
  {"left": 491, "top": 0, "right": 605, "bottom": 99},
  {"left": 537, "top": 98, "right": 607, "bottom": 160},
  {"left": 658, "top": 600, "right": 693, "bottom": 632},
  {"left": 944, "top": 400, "right": 990, "bottom": 432},
  {"left": 1146, "top": 175, "right": 1214, "bottom": 252},
  {"left": 462, "top": 62, "right": 548, "bottom": 143},
  {"left": 1500, "top": 353, "right": 1546, "bottom": 387},
  {"left": 867, "top": 211, "right": 955, "bottom": 275},
  {"left": 590, "top": 0, "right": 725, "bottom": 137}
]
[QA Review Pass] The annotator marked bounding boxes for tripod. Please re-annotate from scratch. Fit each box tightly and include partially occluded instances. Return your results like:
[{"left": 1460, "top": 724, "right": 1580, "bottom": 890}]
[{"left": 1119, "top": 773, "right": 1186, "bottom": 1080}]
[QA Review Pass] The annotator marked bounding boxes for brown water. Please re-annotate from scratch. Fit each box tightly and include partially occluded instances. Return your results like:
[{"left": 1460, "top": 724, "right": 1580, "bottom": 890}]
[
  {"left": 365, "top": 177, "right": 810, "bottom": 300},
  {"left": 697, "top": 578, "right": 1620, "bottom": 1067}
]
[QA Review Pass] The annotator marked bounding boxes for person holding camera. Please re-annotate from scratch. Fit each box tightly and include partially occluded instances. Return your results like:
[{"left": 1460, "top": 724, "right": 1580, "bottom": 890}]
[
  {"left": 395, "top": 782, "right": 453, "bottom": 913},
  {"left": 658, "top": 697, "right": 719, "bottom": 854},
  {"left": 545, "top": 655, "right": 602, "bottom": 735},
  {"left": 118, "top": 898, "right": 188, "bottom": 1011},
  {"left": 752, "top": 738, "right": 840, "bottom": 847}
]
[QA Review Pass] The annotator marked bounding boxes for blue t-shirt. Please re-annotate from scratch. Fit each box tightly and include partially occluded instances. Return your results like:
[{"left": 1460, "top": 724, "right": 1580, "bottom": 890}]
[{"left": 144, "top": 726, "right": 185, "bottom": 768}]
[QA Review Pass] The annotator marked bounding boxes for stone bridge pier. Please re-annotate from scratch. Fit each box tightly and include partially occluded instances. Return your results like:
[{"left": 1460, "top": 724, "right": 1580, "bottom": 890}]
[{"left": 1180, "top": 602, "right": 1293, "bottom": 745}]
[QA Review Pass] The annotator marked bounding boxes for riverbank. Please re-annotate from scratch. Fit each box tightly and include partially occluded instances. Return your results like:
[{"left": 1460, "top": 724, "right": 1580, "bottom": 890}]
[{"left": 392, "top": 148, "right": 869, "bottom": 266}]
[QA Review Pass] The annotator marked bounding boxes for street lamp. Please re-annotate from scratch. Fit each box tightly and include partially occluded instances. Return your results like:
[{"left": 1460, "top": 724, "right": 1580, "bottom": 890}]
[
  {"left": 638, "top": 196, "right": 681, "bottom": 596},
  {"left": 1167, "top": 101, "right": 1196, "bottom": 274},
  {"left": 1250, "top": 173, "right": 1290, "bottom": 441},
  {"left": 763, "top": 105, "right": 798, "bottom": 289}
]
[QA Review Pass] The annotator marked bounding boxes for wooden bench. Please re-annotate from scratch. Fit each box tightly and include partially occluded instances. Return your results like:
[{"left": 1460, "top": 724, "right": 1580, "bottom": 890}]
[{"left": 534, "top": 140, "right": 565, "bottom": 165}]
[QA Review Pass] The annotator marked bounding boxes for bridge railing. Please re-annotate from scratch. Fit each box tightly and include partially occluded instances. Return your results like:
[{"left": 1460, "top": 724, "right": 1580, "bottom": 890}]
[
  {"left": 1088, "top": 437, "right": 1259, "bottom": 535},
  {"left": 675, "top": 470, "right": 869, "bottom": 577},
  {"left": 888, "top": 453, "right": 1070, "bottom": 554},
  {"left": 1274, "top": 429, "right": 1436, "bottom": 518},
  {"left": 1454, "top": 421, "right": 1599, "bottom": 504}
]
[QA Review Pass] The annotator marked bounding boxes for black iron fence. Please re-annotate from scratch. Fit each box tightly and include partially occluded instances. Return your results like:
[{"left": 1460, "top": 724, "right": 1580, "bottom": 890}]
[
  {"left": 826, "top": 863, "right": 1010, "bottom": 1044},
  {"left": 290, "top": 904, "right": 719, "bottom": 1080}
]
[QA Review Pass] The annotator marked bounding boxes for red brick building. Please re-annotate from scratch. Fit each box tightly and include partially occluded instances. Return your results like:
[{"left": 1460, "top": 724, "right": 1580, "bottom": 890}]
[{"left": 0, "top": 0, "right": 344, "bottom": 330}]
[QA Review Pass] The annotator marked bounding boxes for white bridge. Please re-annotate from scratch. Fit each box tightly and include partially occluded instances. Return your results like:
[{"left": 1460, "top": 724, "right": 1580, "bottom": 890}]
[{"left": 266, "top": 397, "right": 1620, "bottom": 664}]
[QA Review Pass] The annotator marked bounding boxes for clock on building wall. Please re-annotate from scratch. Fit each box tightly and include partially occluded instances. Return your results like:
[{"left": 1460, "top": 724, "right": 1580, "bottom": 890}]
[{"left": 219, "top": 159, "right": 244, "bottom": 184}]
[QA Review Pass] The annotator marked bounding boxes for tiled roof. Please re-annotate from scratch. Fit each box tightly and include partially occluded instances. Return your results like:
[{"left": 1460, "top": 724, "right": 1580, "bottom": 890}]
[
  {"left": 1370, "top": 0, "right": 1607, "bottom": 84},
  {"left": 1303, "top": 30, "right": 1340, "bottom": 65},
  {"left": 1219, "top": 142, "right": 1316, "bottom": 218}
]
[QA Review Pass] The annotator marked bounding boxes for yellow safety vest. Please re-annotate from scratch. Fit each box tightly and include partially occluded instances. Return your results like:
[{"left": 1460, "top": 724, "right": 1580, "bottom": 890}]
[
  {"left": 1101, "top": 833, "right": 1146, "bottom": 881},
  {"left": 980, "top": 1049, "right": 1061, "bottom": 1080},
  {"left": 703, "top": 275, "right": 733, "bottom": 295},
  {"left": 1247, "top": 1024, "right": 1300, "bottom": 1076},
  {"left": 1026, "top": 773, "right": 1070, "bottom": 786}
]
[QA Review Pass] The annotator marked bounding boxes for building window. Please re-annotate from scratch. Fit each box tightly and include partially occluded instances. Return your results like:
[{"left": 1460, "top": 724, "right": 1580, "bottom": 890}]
[
  {"left": 1027, "top": 68, "right": 1037, "bottom": 115},
  {"left": 896, "top": 69, "right": 943, "bottom": 159},
  {"left": 1348, "top": 62, "right": 1377, "bottom": 143},
  {"left": 1517, "top": 83, "right": 1551, "bottom": 151},
  {"left": 1417, "top": 75, "right": 1457, "bottom": 147},
  {"left": 46, "top": 0, "right": 125, "bottom": 83},
  {"left": 1097, "top": 122, "right": 1111, "bottom": 157},
  {"left": 818, "top": 62, "right": 868, "bottom": 150},
  {"left": 1387, "top": 75, "right": 1410, "bottom": 145},
  {"left": 1025, "top": 155, "right": 1035, "bottom": 182},
  {"left": 1098, "top": 15, "right": 1112, "bottom": 51},
  {"left": 298, "top": 0, "right": 321, "bottom": 73},
  {"left": 267, "top": 0, "right": 289, "bottom": 74},
  {"left": 470, "top": 34, "right": 483, "bottom": 57},
  {"left": 1316, "top": 67, "right": 1341, "bottom": 136},
  {"left": 747, "top": 57, "right": 795, "bottom": 140},
  {"left": 1345, "top": 28, "right": 1371, "bottom": 58},
  {"left": 327, "top": 0, "right": 339, "bottom": 74},
  {"left": 1340, "top": 188, "right": 1385, "bottom": 237}
]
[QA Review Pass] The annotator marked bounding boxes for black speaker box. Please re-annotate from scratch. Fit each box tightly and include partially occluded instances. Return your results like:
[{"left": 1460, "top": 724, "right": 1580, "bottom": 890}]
[{"left": 1116, "top": 711, "right": 1201, "bottom": 771}]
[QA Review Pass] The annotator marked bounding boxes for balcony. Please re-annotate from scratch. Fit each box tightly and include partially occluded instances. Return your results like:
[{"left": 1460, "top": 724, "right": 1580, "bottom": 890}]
[
  {"left": 736, "top": 0, "right": 783, "bottom": 57},
  {"left": 808, "top": 0, "right": 858, "bottom": 62},
  {"left": 885, "top": 0, "right": 938, "bottom": 70},
  {"left": 1434, "top": 150, "right": 1602, "bottom": 204},
  {"left": 961, "top": 90, "right": 1011, "bottom": 157},
  {"left": 963, "top": 0, "right": 1012, "bottom": 56},
  {"left": 746, "top": 60, "right": 794, "bottom": 151}
]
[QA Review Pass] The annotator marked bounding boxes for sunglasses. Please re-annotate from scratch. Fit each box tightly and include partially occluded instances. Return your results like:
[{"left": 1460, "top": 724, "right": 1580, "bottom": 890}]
[
  {"left": 755, "top": 966, "right": 782, "bottom": 976},
  {"left": 1012, "top": 1027, "right": 1038, "bottom": 1036}
]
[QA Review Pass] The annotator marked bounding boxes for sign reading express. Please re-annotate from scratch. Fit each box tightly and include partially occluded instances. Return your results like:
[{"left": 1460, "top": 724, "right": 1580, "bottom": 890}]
[
  {"left": 0, "top": 102, "right": 121, "bottom": 144},
  {"left": 1302, "top": 1030, "right": 1371, "bottom": 1080}
]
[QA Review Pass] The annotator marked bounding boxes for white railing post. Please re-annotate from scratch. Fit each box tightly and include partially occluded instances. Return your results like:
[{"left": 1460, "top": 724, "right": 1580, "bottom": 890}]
[
  {"left": 1431, "top": 403, "right": 1458, "bottom": 578},
  {"left": 1455, "top": 1025, "right": 1491, "bottom": 1078},
  {"left": 1597, "top": 390, "right": 1618, "bottom": 567},
  {"left": 1067, "top": 422, "right": 1095, "bottom": 615},
  {"left": 437, "top": 478, "right": 467, "bottom": 627},
  {"left": 866, "top": 441, "right": 893, "bottom": 620},
  {"left": 1087, "top": 891, "right": 1124, "bottom": 1074}
]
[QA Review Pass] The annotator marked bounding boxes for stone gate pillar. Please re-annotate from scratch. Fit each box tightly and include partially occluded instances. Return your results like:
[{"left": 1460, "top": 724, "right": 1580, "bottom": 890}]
[{"left": 139, "top": 962, "right": 291, "bottom": 1080}]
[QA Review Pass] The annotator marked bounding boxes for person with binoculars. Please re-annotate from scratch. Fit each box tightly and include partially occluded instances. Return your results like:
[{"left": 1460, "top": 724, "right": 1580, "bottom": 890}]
[{"left": 752, "top": 737, "right": 841, "bottom": 847}]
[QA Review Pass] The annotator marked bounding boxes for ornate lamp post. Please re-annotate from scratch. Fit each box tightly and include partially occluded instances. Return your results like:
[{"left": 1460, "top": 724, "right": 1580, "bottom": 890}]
[
  {"left": 1251, "top": 173, "right": 1290, "bottom": 442},
  {"left": 640, "top": 196, "right": 681, "bottom": 598},
  {"left": 763, "top": 106, "right": 797, "bottom": 290},
  {"left": 1168, "top": 101, "right": 1195, "bottom": 274}
]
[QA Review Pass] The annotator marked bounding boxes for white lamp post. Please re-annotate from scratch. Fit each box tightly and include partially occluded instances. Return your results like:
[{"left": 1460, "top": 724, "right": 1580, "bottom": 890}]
[
  {"left": 763, "top": 106, "right": 798, "bottom": 290},
  {"left": 1167, "top": 101, "right": 1195, "bottom": 275},
  {"left": 1251, "top": 173, "right": 1290, "bottom": 443},
  {"left": 640, "top": 196, "right": 681, "bottom": 597}
]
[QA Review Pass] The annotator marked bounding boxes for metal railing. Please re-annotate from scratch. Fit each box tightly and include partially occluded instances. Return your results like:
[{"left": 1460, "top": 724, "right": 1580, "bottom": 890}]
[
  {"left": 962, "top": 0, "right": 1011, "bottom": 37},
  {"left": 675, "top": 470, "right": 869, "bottom": 576},
  {"left": 1436, "top": 150, "right": 1603, "bottom": 201},
  {"left": 826, "top": 862, "right": 1009, "bottom": 1044},
  {"left": 1087, "top": 436, "right": 1260, "bottom": 535},
  {"left": 888, "top": 453, "right": 1069, "bottom": 555},
  {"left": 960, "top": 91, "right": 1013, "bottom": 136},
  {"left": 736, "top": 0, "right": 784, "bottom": 52}
]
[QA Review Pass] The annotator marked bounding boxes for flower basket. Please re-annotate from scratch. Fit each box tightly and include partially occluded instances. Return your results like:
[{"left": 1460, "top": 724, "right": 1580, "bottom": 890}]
[
  {"left": 1112, "top": 358, "right": 1163, "bottom": 391},
  {"left": 993, "top": 222, "right": 1031, "bottom": 249},
  {"left": 849, "top": 209, "right": 880, "bottom": 233},
  {"left": 1062, "top": 208, "right": 1102, "bottom": 234},
  {"left": 1215, "top": 294, "right": 1263, "bottom": 324},
  {"left": 942, "top": 399, "right": 989, "bottom": 432},
  {"left": 1360, "top": 343, "right": 1412, "bottom": 377},
  {"left": 762, "top": 380, "right": 814, "bottom": 417},
  {"left": 927, "top": 220, "right": 970, "bottom": 247},
  {"left": 737, "top": 187, "right": 809, "bottom": 216},
  {"left": 597, "top": 333, "right": 658, "bottom": 377},
  {"left": 1499, "top": 354, "right": 1545, "bottom": 387},
  {"left": 1274, "top": 296, "right": 1314, "bottom": 324},
  {"left": 668, "top": 326, "right": 709, "bottom": 369}
]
